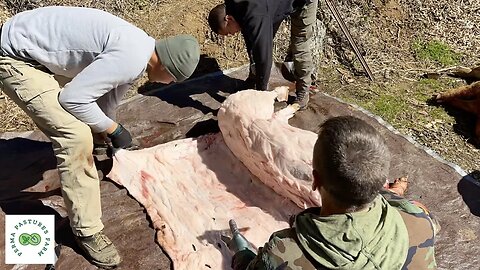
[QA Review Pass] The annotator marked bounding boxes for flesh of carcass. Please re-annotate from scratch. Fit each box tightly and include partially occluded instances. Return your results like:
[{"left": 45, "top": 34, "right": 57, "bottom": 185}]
[
  {"left": 109, "top": 133, "right": 300, "bottom": 269},
  {"left": 109, "top": 88, "right": 320, "bottom": 269},
  {"left": 217, "top": 89, "right": 320, "bottom": 208},
  {"left": 109, "top": 90, "right": 320, "bottom": 269}
]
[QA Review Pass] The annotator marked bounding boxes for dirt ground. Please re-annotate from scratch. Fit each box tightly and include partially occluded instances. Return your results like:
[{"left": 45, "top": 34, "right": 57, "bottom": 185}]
[{"left": 0, "top": 0, "right": 479, "bottom": 175}]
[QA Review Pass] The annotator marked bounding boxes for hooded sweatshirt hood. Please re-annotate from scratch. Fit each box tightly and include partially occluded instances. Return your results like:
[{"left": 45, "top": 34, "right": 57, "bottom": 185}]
[{"left": 295, "top": 195, "right": 409, "bottom": 270}]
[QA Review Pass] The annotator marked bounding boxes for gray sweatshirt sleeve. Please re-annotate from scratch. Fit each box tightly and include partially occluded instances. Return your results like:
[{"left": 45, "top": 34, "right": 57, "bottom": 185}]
[
  {"left": 58, "top": 27, "right": 154, "bottom": 133},
  {"left": 96, "top": 83, "right": 132, "bottom": 122}
]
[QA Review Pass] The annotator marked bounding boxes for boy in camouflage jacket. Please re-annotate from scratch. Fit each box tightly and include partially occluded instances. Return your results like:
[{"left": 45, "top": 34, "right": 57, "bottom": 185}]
[{"left": 233, "top": 116, "right": 438, "bottom": 270}]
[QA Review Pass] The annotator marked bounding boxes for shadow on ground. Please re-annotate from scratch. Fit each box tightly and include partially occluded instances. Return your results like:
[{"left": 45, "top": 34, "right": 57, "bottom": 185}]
[
  {"left": 0, "top": 137, "right": 92, "bottom": 265},
  {"left": 139, "top": 74, "right": 248, "bottom": 115},
  {"left": 426, "top": 98, "right": 479, "bottom": 147},
  {"left": 0, "top": 200, "right": 80, "bottom": 254},
  {"left": 458, "top": 171, "right": 480, "bottom": 217},
  {"left": 0, "top": 138, "right": 57, "bottom": 201}
]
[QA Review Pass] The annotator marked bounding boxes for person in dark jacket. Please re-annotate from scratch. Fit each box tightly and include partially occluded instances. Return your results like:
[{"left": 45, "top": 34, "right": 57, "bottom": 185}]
[{"left": 208, "top": 0, "right": 318, "bottom": 110}]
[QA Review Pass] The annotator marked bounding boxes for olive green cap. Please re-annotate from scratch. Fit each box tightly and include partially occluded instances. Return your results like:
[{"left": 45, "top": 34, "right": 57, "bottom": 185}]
[{"left": 155, "top": 34, "right": 200, "bottom": 82}]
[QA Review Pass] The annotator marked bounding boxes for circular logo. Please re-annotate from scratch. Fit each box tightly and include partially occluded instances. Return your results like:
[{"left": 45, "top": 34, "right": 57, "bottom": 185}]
[{"left": 19, "top": 233, "right": 42, "bottom": 246}]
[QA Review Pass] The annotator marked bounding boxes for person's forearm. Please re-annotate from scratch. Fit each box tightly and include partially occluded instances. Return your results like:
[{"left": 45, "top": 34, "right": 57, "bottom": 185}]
[
  {"left": 254, "top": 61, "right": 271, "bottom": 90},
  {"left": 105, "top": 122, "right": 119, "bottom": 134},
  {"left": 58, "top": 79, "right": 116, "bottom": 133},
  {"left": 243, "top": 16, "right": 273, "bottom": 90},
  {"left": 58, "top": 92, "right": 116, "bottom": 133}
]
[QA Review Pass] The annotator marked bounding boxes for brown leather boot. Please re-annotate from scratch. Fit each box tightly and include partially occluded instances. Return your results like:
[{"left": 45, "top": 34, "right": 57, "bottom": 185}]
[{"left": 75, "top": 230, "right": 121, "bottom": 268}]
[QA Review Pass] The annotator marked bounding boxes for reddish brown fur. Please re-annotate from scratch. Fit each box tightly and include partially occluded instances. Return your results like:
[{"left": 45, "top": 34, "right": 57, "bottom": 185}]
[{"left": 436, "top": 81, "right": 480, "bottom": 140}]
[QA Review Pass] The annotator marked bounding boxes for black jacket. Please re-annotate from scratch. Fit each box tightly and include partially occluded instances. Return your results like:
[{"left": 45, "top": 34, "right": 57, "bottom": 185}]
[{"left": 225, "top": 0, "right": 307, "bottom": 90}]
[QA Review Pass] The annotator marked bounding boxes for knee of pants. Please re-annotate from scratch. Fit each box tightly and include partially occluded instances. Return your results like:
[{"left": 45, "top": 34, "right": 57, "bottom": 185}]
[
  {"left": 54, "top": 122, "right": 94, "bottom": 158},
  {"left": 291, "top": 25, "right": 314, "bottom": 43}
]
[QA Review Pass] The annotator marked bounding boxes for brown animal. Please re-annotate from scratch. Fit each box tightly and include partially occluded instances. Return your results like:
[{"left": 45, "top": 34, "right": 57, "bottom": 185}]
[
  {"left": 435, "top": 80, "right": 480, "bottom": 141},
  {"left": 449, "top": 66, "right": 480, "bottom": 83}
]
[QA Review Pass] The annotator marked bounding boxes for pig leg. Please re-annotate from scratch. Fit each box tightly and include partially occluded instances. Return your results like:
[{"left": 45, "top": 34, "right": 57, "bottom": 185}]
[{"left": 435, "top": 81, "right": 480, "bottom": 110}]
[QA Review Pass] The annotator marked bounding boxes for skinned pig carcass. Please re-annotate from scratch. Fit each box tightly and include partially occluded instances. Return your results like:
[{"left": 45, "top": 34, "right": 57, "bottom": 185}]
[
  {"left": 109, "top": 133, "right": 300, "bottom": 269},
  {"left": 217, "top": 88, "right": 321, "bottom": 208},
  {"left": 108, "top": 87, "right": 321, "bottom": 269}
]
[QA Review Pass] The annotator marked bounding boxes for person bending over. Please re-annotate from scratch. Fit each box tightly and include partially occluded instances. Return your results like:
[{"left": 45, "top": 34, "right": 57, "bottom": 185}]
[
  {"left": 208, "top": 0, "right": 318, "bottom": 110},
  {"left": 0, "top": 6, "right": 200, "bottom": 268}
]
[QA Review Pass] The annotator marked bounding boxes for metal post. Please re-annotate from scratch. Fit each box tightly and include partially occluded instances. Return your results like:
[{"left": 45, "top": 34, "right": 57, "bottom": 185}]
[{"left": 324, "top": 0, "right": 375, "bottom": 81}]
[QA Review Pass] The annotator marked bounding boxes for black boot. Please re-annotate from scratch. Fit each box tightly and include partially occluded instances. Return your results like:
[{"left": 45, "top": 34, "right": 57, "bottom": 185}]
[{"left": 294, "top": 89, "right": 309, "bottom": 110}]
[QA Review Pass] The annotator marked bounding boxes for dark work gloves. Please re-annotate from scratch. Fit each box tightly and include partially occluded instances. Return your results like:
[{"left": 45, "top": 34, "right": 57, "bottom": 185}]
[{"left": 107, "top": 124, "right": 132, "bottom": 149}]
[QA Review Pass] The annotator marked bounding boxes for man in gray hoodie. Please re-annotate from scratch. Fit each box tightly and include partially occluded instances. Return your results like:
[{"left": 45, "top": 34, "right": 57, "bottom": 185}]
[
  {"left": 0, "top": 6, "right": 200, "bottom": 268},
  {"left": 231, "top": 116, "right": 438, "bottom": 270}
]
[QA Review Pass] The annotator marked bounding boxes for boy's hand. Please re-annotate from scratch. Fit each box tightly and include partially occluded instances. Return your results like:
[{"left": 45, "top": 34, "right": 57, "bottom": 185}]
[{"left": 386, "top": 176, "right": 409, "bottom": 197}]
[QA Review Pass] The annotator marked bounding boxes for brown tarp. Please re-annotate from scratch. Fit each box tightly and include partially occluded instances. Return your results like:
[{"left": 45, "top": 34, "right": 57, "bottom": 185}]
[{"left": 0, "top": 66, "right": 478, "bottom": 269}]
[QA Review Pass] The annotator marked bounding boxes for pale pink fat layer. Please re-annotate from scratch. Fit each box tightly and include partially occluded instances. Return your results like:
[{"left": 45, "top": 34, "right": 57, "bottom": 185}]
[{"left": 107, "top": 89, "right": 321, "bottom": 269}]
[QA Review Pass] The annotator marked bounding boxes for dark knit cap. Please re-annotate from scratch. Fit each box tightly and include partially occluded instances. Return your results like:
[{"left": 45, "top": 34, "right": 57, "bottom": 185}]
[{"left": 155, "top": 34, "right": 200, "bottom": 82}]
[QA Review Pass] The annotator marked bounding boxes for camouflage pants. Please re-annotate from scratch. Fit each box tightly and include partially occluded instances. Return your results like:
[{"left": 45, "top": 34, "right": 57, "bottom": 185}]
[{"left": 290, "top": 0, "right": 318, "bottom": 93}]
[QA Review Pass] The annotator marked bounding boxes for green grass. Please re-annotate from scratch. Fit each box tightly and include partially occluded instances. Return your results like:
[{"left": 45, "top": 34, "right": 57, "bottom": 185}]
[
  {"left": 336, "top": 85, "right": 409, "bottom": 125},
  {"left": 418, "top": 78, "right": 443, "bottom": 90},
  {"left": 414, "top": 78, "right": 460, "bottom": 102},
  {"left": 319, "top": 67, "right": 459, "bottom": 128},
  {"left": 413, "top": 78, "right": 459, "bottom": 124},
  {"left": 412, "top": 40, "right": 461, "bottom": 66},
  {"left": 413, "top": 79, "right": 442, "bottom": 103},
  {"left": 339, "top": 80, "right": 456, "bottom": 127},
  {"left": 369, "top": 94, "right": 407, "bottom": 123}
]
